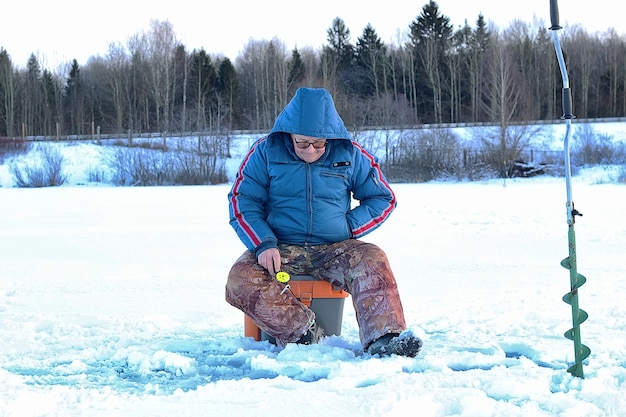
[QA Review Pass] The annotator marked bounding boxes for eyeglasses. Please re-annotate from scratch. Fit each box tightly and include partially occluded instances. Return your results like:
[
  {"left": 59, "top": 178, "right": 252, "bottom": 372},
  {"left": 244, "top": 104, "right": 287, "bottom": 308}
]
[{"left": 294, "top": 139, "right": 327, "bottom": 149}]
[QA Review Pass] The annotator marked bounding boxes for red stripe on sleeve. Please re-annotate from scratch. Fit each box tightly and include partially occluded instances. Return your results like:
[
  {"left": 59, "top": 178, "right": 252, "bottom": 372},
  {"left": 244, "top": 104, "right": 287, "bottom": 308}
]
[
  {"left": 351, "top": 141, "right": 396, "bottom": 236},
  {"left": 229, "top": 139, "right": 267, "bottom": 247}
]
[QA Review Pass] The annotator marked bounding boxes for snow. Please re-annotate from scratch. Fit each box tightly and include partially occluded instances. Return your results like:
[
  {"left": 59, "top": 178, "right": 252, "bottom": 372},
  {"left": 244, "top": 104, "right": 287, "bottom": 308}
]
[{"left": 1, "top": 133, "right": 625, "bottom": 416}]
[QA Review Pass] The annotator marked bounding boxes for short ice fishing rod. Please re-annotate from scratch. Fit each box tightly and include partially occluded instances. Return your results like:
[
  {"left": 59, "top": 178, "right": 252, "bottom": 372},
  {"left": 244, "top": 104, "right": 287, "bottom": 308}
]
[{"left": 549, "top": 0, "right": 590, "bottom": 378}]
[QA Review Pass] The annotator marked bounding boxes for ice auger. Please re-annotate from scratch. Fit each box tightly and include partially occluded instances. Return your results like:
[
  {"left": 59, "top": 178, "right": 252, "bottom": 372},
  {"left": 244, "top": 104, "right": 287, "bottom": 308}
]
[{"left": 549, "top": 0, "right": 590, "bottom": 378}]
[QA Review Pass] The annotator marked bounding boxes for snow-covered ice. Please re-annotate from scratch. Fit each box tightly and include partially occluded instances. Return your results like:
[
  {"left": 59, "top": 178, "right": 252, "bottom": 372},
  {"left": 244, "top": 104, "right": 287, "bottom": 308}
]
[{"left": 0, "top": 136, "right": 625, "bottom": 416}]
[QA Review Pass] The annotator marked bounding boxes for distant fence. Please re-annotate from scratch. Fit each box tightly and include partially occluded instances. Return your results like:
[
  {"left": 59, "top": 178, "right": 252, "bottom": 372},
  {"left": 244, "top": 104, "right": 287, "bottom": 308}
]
[
  {"left": 0, "top": 130, "right": 264, "bottom": 143},
  {"left": 2, "top": 117, "right": 624, "bottom": 143}
]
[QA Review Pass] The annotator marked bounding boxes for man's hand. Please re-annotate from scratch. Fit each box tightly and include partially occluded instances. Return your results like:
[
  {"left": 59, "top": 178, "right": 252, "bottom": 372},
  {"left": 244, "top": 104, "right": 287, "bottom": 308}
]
[{"left": 257, "top": 248, "right": 281, "bottom": 276}]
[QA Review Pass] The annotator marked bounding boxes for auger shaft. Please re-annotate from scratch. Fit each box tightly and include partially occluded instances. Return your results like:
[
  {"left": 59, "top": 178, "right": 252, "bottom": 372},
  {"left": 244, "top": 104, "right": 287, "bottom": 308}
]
[
  {"left": 561, "top": 228, "right": 590, "bottom": 377},
  {"left": 549, "top": 0, "right": 590, "bottom": 378}
]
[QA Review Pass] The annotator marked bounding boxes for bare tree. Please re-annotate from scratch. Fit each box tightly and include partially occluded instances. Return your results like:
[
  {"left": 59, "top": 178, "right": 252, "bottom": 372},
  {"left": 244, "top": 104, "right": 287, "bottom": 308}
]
[
  {"left": 237, "top": 38, "right": 289, "bottom": 129},
  {"left": 562, "top": 26, "right": 600, "bottom": 118},
  {"left": 481, "top": 34, "right": 527, "bottom": 177},
  {"left": 144, "top": 20, "right": 178, "bottom": 132},
  {"left": 484, "top": 34, "right": 520, "bottom": 125},
  {"left": 126, "top": 33, "right": 150, "bottom": 132},
  {"left": 466, "top": 16, "right": 490, "bottom": 122},
  {"left": 105, "top": 42, "right": 130, "bottom": 133},
  {"left": 447, "top": 23, "right": 469, "bottom": 123},
  {"left": 298, "top": 46, "right": 320, "bottom": 87},
  {"left": 602, "top": 29, "right": 625, "bottom": 117},
  {"left": 0, "top": 48, "right": 16, "bottom": 136},
  {"left": 531, "top": 26, "right": 556, "bottom": 120},
  {"left": 403, "top": 46, "right": 420, "bottom": 124}
]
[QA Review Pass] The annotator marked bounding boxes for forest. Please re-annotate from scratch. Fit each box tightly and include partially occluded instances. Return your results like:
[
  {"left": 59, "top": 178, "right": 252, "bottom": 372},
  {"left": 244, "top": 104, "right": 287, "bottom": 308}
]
[{"left": 0, "top": 0, "right": 625, "bottom": 139}]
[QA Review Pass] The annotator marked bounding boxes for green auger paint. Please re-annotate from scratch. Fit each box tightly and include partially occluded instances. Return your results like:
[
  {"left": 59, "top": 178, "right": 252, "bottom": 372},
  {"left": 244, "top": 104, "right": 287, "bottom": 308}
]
[{"left": 561, "top": 221, "right": 591, "bottom": 378}]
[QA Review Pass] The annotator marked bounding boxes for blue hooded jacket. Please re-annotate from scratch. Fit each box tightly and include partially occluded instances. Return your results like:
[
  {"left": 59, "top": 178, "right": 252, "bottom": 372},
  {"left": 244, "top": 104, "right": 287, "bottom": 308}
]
[{"left": 228, "top": 87, "right": 396, "bottom": 256}]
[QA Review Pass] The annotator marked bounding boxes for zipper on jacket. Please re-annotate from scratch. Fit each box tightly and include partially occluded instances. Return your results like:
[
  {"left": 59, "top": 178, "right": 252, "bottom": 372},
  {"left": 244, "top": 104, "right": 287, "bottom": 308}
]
[
  {"left": 321, "top": 171, "right": 348, "bottom": 179},
  {"left": 306, "top": 163, "right": 313, "bottom": 242}
]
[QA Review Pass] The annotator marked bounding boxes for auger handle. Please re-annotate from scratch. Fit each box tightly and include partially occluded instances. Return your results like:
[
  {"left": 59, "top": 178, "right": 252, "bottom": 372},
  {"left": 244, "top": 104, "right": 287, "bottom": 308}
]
[
  {"left": 549, "top": 0, "right": 574, "bottom": 119},
  {"left": 550, "top": 0, "right": 562, "bottom": 30}
]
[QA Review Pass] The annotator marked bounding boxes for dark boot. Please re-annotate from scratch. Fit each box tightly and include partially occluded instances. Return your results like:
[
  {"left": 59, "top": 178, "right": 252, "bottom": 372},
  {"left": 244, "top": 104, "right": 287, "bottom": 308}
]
[{"left": 367, "top": 332, "right": 423, "bottom": 358}]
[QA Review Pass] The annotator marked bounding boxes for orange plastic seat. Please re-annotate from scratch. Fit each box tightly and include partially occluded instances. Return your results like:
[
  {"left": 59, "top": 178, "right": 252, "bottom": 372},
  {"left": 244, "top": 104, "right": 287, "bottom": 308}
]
[{"left": 244, "top": 275, "right": 349, "bottom": 342}]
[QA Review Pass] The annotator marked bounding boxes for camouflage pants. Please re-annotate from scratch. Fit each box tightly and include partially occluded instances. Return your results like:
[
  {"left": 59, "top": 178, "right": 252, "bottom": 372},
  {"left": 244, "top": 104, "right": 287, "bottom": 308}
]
[{"left": 225, "top": 240, "right": 407, "bottom": 348}]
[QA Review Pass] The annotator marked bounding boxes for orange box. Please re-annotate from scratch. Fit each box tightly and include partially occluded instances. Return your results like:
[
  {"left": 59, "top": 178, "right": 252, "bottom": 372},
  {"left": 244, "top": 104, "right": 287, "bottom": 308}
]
[{"left": 244, "top": 276, "right": 349, "bottom": 342}]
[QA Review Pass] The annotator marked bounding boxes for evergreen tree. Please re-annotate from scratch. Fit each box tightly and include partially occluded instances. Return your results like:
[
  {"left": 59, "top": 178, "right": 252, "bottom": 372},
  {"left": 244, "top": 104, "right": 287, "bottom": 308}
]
[
  {"left": 354, "top": 24, "right": 387, "bottom": 97},
  {"left": 320, "top": 17, "right": 355, "bottom": 93},
  {"left": 467, "top": 14, "right": 490, "bottom": 122},
  {"left": 64, "top": 59, "right": 84, "bottom": 135},
  {"left": 287, "top": 48, "right": 305, "bottom": 91},
  {"left": 449, "top": 21, "right": 473, "bottom": 122},
  {"left": 217, "top": 57, "right": 240, "bottom": 129},
  {"left": 172, "top": 44, "right": 189, "bottom": 132},
  {"left": 327, "top": 17, "right": 354, "bottom": 69},
  {"left": 408, "top": 0, "right": 453, "bottom": 123},
  {"left": 23, "top": 54, "right": 44, "bottom": 135},
  {"left": 128, "top": 50, "right": 149, "bottom": 132},
  {"left": 40, "top": 69, "right": 60, "bottom": 136},
  {"left": 189, "top": 49, "right": 217, "bottom": 130}
]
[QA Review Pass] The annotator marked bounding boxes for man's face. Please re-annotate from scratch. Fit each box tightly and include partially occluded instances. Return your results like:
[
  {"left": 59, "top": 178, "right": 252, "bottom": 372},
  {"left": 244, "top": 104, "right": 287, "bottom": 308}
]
[{"left": 291, "top": 134, "right": 327, "bottom": 163}]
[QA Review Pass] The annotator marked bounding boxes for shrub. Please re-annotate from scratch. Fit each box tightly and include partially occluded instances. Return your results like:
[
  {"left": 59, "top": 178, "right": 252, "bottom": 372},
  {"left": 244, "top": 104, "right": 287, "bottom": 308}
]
[
  {"left": 106, "top": 136, "right": 227, "bottom": 186},
  {"left": 9, "top": 145, "right": 67, "bottom": 187},
  {"left": 384, "top": 129, "right": 464, "bottom": 182},
  {"left": 0, "top": 138, "right": 29, "bottom": 163},
  {"left": 571, "top": 125, "right": 617, "bottom": 165},
  {"left": 477, "top": 125, "right": 546, "bottom": 178},
  {"left": 617, "top": 165, "right": 626, "bottom": 184}
]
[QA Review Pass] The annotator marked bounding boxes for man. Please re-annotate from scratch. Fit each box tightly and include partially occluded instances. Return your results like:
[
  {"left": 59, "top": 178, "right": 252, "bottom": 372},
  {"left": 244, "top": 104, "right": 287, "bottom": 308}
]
[{"left": 226, "top": 87, "right": 422, "bottom": 357}]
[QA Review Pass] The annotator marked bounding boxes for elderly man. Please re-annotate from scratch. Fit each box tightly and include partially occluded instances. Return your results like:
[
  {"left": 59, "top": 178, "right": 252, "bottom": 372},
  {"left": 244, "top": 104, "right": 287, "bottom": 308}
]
[{"left": 226, "top": 87, "right": 422, "bottom": 357}]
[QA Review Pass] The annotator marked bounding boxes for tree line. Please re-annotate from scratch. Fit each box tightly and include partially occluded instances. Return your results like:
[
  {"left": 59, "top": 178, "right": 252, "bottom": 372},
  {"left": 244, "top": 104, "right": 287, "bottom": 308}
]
[{"left": 0, "top": 0, "right": 625, "bottom": 138}]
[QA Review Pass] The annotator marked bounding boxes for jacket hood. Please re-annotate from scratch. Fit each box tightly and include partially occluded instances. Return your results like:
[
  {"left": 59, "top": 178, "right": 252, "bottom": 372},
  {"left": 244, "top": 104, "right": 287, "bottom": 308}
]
[{"left": 269, "top": 88, "right": 351, "bottom": 140}]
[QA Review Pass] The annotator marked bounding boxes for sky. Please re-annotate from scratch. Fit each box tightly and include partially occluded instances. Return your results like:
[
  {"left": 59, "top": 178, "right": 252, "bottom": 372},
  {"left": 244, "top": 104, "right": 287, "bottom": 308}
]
[{"left": 2, "top": 0, "right": 624, "bottom": 70}]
